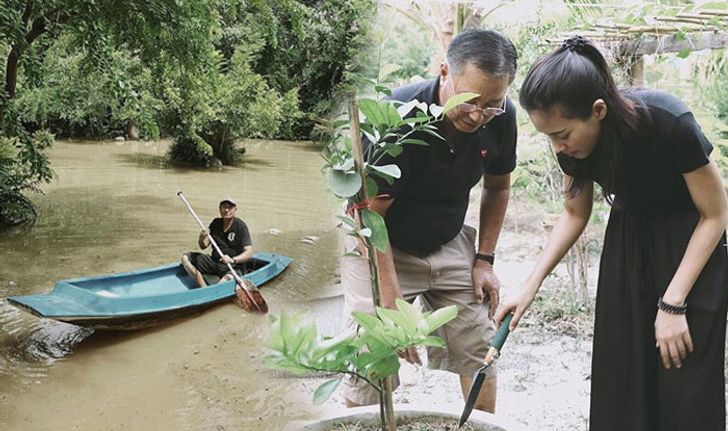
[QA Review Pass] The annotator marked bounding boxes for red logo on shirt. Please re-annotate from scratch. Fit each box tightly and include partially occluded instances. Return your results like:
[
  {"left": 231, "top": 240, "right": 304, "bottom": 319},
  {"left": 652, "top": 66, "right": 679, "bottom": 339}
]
[{"left": 481, "top": 149, "right": 488, "bottom": 158}]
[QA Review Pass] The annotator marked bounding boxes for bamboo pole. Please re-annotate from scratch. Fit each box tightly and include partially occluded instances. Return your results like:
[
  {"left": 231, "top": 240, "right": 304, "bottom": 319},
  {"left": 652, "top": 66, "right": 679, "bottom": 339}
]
[{"left": 699, "top": 9, "right": 728, "bottom": 17}]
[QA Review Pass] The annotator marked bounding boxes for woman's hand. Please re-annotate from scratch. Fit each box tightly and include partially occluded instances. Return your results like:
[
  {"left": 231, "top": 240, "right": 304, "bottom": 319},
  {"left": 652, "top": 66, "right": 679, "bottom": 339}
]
[
  {"left": 655, "top": 311, "right": 693, "bottom": 369},
  {"left": 494, "top": 288, "right": 536, "bottom": 331}
]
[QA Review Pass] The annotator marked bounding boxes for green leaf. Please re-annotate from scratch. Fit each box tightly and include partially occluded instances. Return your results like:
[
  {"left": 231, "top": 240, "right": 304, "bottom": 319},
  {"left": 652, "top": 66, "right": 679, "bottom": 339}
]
[
  {"left": 269, "top": 321, "right": 285, "bottom": 351},
  {"left": 366, "top": 177, "right": 379, "bottom": 198},
  {"left": 333, "top": 158, "right": 354, "bottom": 171},
  {"left": 333, "top": 119, "right": 349, "bottom": 129},
  {"left": 383, "top": 102, "right": 403, "bottom": 127},
  {"left": 677, "top": 49, "right": 690, "bottom": 59},
  {"left": 360, "top": 123, "right": 377, "bottom": 142},
  {"left": 429, "top": 103, "right": 443, "bottom": 118},
  {"left": 328, "top": 170, "right": 361, "bottom": 198},
  {"left": 385, "top": 144, "right": 403, "bottom": 157},
  {"left": 420, "top": 335, "right": 446, "bottom": 348},
  {"left": 289, "top": 320, "right": 317, "bottom": 356},
  {"left": 375, "top": 85, "right": 392, "bottom": 96},
  {"left": 359, "top": 99, "right": 386, "bottom": 127},
  {"left": 264, "top": 357, "right": 312, "bottom": 375},
  {"left": 395, "top": 298, "right": 423, "bottom": 325},
  {"left": 370, "top": 170, "right": 394, "bottom": 186},
  {"left": 424, "top": 305, "right": 458, "bottom": 333},
  {"left": 360, "top": 209, "right": 389, "bottom": 253},
  {"left": 313, "top": 377, "right": 343, "bottom": 405},
  {"left": 369, "top": 163, "right": 401, "bottom": 180},
  {"left": 402, "top": 116, "right": 431, "bottom": 125},
  {"left": 396, "top": 100, "right": 419, "bottom": 118},
  {"left": 377, "top": 306, "right": 417, "bottom": 335},
  {"left": 352, "top": 311, "right": 382, "bottom": 333},
  {"left": 417, "top": 127, "right": 445, "bottom": 141},
  {"left": 442, "top": 92, "right": 480, "bottom": 115},
  {"left": 400, "top": 138, "right": 429, "bottom": 146},
  {"left": 280, "top": 311, "right": 295, "bottom": 353},
  {"left": 367, "top": 354, "right": 401, "bottom": 380}
]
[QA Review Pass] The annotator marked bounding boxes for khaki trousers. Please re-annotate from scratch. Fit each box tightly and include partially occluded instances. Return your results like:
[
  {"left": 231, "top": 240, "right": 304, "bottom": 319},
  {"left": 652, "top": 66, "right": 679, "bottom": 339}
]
[{"left": 341, "top": 224, "right": 496, "bottom": 405}]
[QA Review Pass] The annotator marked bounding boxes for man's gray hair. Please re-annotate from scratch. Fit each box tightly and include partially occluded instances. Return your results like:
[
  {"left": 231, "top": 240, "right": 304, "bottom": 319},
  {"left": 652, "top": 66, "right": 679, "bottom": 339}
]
[{"left": 446, "top": 28, "right": 518, "bottom": 82}]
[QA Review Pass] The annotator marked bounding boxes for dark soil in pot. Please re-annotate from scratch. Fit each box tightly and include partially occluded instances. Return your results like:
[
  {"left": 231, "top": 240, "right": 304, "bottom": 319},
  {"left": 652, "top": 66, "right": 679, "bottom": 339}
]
[{"left": 329, "top": 417, "right": 480, "bottom": 430}]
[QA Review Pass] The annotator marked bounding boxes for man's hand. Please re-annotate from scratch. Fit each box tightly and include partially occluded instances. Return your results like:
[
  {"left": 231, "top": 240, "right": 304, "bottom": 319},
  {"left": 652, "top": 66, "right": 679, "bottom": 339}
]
[
  {"left": 220, "top": 254, "right": 235, "bottom": 265},
  {"left": 398, "top": 346, "right": 423, "bottom": 366},
  {"left": 198, "top": 229, "right": 210, "bottom": 249},
  {"left": 472, "top": 260, "right": 500, "bottom": 319}
]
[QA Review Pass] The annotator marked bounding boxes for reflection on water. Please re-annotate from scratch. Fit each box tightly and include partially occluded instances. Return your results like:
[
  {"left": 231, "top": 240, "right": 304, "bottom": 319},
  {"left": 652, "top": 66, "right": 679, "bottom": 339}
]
[{"left": 0, "top": 139, "right": 341, "bottom": 429}]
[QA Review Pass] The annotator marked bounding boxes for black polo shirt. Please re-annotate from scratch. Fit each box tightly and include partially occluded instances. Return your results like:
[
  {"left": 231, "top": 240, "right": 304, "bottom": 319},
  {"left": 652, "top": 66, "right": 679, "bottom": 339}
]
[
  {"left": 369, "top": 78, "right": 517, "bottom": 255},
  {"left": 208, "top": 217, "right": 252, "bottom": 260}
]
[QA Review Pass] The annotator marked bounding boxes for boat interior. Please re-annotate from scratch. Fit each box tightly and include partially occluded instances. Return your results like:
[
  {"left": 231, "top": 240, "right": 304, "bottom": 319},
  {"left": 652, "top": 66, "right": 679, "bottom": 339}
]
[{"left": 69, "top": 257, "right": 270, "bottom": 297}]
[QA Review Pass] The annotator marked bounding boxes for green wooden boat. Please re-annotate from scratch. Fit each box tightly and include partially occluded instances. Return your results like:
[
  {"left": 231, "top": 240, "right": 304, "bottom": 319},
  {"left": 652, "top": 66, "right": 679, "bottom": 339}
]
[{"left": 7, "top": 252, "right": 292, "bottom": 330}]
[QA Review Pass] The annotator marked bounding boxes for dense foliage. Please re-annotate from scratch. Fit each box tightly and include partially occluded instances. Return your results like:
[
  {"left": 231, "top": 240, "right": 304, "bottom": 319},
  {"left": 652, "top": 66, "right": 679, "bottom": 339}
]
[
  {"left": 0, "top": 0, "right": 374, "bottom": 227},
  {"left": 0, "top": 0, "right": 217, "bottom": 228}
]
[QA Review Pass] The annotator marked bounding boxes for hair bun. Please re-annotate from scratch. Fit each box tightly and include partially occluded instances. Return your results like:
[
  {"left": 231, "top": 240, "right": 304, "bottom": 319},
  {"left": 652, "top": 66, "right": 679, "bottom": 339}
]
[{"left": 562, "top": 35, "right": 589, "bottom": 52}]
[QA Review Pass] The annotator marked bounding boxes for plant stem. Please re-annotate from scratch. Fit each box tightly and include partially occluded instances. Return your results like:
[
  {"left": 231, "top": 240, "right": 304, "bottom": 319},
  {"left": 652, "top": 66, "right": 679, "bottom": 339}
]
[
  {"left": 382, "top": 377, "right": 396, "bottom": 431},
  {"left": 348, "top": 94, "right": 396, "bottom": 431},
  {"left": 296, "top": 363, "right": 381, "bottom": 393}
]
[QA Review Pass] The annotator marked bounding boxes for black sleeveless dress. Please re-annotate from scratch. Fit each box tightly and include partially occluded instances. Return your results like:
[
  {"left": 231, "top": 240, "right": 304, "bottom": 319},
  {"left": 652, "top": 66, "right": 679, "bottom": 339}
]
[{"left": 560, "top": 90, "right": 728, "bottom": 431}]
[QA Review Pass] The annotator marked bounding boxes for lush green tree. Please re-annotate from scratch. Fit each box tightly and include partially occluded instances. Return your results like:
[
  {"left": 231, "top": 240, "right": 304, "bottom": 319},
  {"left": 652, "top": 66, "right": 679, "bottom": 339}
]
[
  {"left": 0, "top": 0, "right": 376, "bottom": 226},
  {"left": 0, "top": 0, "right": 216, "bottom": 228},
  {"left": 168, "top": 48, "right": 286, "bottom": 166},
  {"left": 222, "top": 0, "right": 376, "bottom": 139},
  {"left": 169, "top": 0, "right": 376, "bottom": 163},
  {"left": 14, "top": 34, "right": 164, "bottom": 139}
]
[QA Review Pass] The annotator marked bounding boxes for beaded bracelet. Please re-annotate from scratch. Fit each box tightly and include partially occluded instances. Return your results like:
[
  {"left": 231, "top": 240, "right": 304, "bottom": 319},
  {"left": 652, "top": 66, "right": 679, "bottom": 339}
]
[{"left": 657, "top": 297, "right": 687, "bottom": 315}]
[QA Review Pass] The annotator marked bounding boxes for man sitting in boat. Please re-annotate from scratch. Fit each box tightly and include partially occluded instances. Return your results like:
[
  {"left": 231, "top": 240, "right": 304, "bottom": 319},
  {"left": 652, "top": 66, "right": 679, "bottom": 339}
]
[{"left": 181, "top": 197, "right": 253, "bottom": 287}]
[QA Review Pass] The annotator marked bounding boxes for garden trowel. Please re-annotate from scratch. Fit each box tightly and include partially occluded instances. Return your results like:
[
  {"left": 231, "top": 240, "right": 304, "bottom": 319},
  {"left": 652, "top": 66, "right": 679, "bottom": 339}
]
[{"left": 458, "top": 312, "right": 514, "bottom": 428}]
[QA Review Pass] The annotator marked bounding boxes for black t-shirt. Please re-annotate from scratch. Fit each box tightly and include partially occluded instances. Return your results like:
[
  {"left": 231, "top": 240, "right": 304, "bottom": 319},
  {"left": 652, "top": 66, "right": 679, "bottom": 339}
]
[
  {"left": 558, "top": 89, "right": 713, "bottom": 212},
  {"left": 208, "top": 217, "right": 252, "bottom": 260},
  {"left": 369, "top": 78, "right": 518, "bottom": 255}
]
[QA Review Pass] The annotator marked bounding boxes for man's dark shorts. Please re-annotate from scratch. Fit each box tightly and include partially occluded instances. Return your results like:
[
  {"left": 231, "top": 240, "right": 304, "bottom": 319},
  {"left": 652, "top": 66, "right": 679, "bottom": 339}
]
[{"left": 187, "top": 252, "right": 243, "bottom": 278}]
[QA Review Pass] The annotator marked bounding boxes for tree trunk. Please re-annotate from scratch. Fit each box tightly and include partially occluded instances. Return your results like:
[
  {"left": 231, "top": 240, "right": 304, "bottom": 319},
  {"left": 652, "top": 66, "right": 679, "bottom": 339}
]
[
  {"left": 4, "top": 47, "right": 20, "bottom": 99},
  {"left": 126, "top": 120, "right": 139, "bottom": 140}
]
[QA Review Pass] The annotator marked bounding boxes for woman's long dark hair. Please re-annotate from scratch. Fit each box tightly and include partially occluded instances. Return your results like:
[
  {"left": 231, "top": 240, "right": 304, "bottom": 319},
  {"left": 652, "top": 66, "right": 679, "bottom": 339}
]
[{"left": 519, "top": 36, "right": 646, "bottom": 203}]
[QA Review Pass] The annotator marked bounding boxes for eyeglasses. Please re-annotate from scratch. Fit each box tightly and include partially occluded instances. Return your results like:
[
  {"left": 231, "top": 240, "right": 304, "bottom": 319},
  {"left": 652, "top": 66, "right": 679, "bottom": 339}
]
[
  {"left": 447, "top": 75, "right": 507, "bottom": 118},
  {"left": 457, "top": 98, "right": 506, "bottom": 117}
]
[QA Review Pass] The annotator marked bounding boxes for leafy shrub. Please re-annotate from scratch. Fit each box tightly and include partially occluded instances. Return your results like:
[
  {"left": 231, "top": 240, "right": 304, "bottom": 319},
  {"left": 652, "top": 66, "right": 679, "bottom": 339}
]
[
  {"left": 169, "top": 133, "right": 213, "bottom": 166},
  {"left": 0, "top": 123, "right": 53, "bottom": 228}
]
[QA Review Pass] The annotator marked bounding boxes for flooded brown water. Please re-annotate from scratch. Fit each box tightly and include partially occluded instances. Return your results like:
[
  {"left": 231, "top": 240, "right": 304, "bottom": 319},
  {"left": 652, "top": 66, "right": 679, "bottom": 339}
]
[{"left": 0, "top": 139, "right": 341, "bottom": 430}]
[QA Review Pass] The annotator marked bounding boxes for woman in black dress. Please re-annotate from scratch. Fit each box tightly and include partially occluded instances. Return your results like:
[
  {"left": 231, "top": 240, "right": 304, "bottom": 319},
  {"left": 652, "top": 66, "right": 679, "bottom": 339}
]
[{"left": 496, "top": 36, "right": 728, "bottom": 430}]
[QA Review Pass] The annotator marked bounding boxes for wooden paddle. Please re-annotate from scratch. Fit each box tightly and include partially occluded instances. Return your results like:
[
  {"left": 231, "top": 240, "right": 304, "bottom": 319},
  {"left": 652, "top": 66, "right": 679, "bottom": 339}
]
[{"left": 177, "top": 191, "right": 268, "bottom": 314}]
